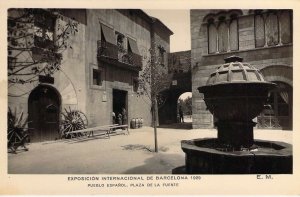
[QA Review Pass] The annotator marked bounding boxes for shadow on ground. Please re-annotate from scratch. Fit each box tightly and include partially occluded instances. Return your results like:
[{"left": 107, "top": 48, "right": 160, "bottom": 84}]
[
  {"left": 122, "top": 153, "right": 185, "bottom": 174},
  {"left": 158, "top": 122, "right": 192, "bottom": 130}
]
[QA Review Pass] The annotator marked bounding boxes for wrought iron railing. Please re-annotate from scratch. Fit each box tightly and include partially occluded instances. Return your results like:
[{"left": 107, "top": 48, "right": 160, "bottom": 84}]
[
  {"left": 121, "top": 51, "right": 142, "bottom": 69},
  {"left": 257, "top": 115, "right": 282, "bottom": 129},
  {"left": 97, "top": 40, "right": 142, "bottom": 70},
  {"left": 97, "top": 40, "right": 118, "bottom": 59}
]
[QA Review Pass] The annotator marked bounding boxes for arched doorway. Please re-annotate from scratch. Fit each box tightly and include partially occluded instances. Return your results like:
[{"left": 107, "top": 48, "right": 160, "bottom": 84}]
[
  {"left": 258, "top": 65, "right": 293, "bottom": 130},
  {"left": 158, "top": 89, "right": 193, "bottom": 129},
  {"left": 28, "top": 85, "right": 61, "bottom": 142},
  {"left": 177, "top": 92, "right": 192, "bottom": 123},
  {"left": 257, "top": 81, "right": 293, "bottom": 130}
]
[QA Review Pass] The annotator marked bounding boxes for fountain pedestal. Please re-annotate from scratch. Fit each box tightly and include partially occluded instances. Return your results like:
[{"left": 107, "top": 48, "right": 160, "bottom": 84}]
[{"left": 216, "top": 120, "right": 255, "bottom": 148}]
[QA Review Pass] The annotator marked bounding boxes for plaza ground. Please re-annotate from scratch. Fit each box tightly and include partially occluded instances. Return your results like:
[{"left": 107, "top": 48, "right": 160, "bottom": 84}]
[{"left": 8, "top": 123, "right": 292, "bottom": 174}]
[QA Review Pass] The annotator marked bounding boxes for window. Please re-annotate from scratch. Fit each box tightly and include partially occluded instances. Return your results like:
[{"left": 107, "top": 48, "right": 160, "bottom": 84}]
[
  {"left": 255, "top": 15, "right": 265, "bottom": 47},
  {"left": 208, "top": 23, "right": 217, "bottom": 54},
  {"left": 280, "top": 11, "right": 292, "bottom": 44},
  {"left": 218, "top": 22, "right": 228, "bottom": 52},
  {"left": 255, "top": 10, "right": 292, "bottom": 48},
  {"left": 92, "top": 69, "right": 102, "bottom": 86},
  {"left": 127, "top": 37, "right": 139, "bottom": 54},
  {"left": 133, "top": 78, "right": 139, "bottom": 92},
  {"left": 116, "top": 32, "right": 126, "bottom": 52},
  {"left": 265, "top": 13, "right": 279, "bottom": 46},
  {"left": 100, "top": 23, "right": 116, "bottom": 45},
  {"left": 229, "top": 19, "right": 238, "bottom": 51},
  {"left": 207, "top": 15, "right": 238, "bottom": 54},
  {"left": 157, "top": 45, "right": 166, "bottom": 66}
]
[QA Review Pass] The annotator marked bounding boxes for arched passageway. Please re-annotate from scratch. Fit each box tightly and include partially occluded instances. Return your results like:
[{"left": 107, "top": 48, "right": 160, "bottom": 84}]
[
  {"left": 177, "top": 92, "right": 192, "bottom": 123},
  {"left": 158, "top": 71, "right": 192, "bottom": 128}
]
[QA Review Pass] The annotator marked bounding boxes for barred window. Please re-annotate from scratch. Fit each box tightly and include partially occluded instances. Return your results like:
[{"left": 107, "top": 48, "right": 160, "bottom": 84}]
[
  {"left": 280, "top": 11, "right": 292, "bottom": 44},
  {"left": 229, "top": 19, "right": 238, "bottom": 51},
  {"left": 255, "top": 15, "right": 265, "bottom": 47},
  {"left": 93, "top": 69, "right": 102, "bottom": 86},
  {"left": 218, "top": 22, "right": 228, "bottom": 52},
  {"left": 208, "top": 24, "right": 217, "bottom": 54},
  {"left": 265, "top": 13, "right": 279, "bottom": 46}
]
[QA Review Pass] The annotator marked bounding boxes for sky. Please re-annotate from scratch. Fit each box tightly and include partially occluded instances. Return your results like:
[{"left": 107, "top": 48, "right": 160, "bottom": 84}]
[
  {"left": 144, "top": 10, "right": 192, "bottom": 99},
  {"left": 144, "top": 10, "right": 191, "bottom": 53},
  {"left": 178, "top": 92, "right": 192, "bottom": 100}
]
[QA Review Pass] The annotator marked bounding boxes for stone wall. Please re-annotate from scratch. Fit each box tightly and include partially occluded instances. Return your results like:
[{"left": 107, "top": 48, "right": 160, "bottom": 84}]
[
  {"left": 8, "top": 12, "right": 87, "bottom": 117},
  {"left": 168, "top": 50, "right": 191, "bottom": 73},
  {"left": 191, "top": 10, "right": 293, "bottom": 129}
]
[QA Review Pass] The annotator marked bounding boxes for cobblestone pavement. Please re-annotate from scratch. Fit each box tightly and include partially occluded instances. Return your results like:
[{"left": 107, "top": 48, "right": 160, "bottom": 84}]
[{"left": 7, "top": 126, "right": 292, "bottom": 174}]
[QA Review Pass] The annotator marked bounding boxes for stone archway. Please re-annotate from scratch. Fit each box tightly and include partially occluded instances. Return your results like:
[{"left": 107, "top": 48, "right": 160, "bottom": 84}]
[
  {"left": 28, "top": 84, "right": 61, "bottom": 142},
  {"left": 178, "top": 92, "right": 192, "bottom": 123},
  {"left": 260, "top": 65, "right": 292, "bottom": 86},
  {"left": 158, "top": 72, "right": 192, "bottom": 125}
]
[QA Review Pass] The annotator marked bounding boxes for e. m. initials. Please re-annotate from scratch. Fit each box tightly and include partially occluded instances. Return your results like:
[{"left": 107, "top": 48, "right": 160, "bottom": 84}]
[{"left": 257, "top": 174, "right": 273, "bottom": 179}]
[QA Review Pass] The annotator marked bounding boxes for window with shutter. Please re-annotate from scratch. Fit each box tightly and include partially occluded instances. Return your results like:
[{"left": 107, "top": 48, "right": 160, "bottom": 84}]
[
  {"left": 280, "top": 11, "right": 292, "bottom": 44},
  {"left": 218, "top": 22, "right": 228, "bottom": 52},
  {"left": 255, "top": 15, "right": 265, "bottom": 47},
  {"left": 100, "top": 24, "right": 116, "bottom": 45},
  {"left": 208, "top": 24, "right": 217, "bottom": 54},
  {"left": 265, "top": 13, "right": 279, "bottom": 46},
  {"left": 229, "top": 19, "right": 238, "bottom": 51}
]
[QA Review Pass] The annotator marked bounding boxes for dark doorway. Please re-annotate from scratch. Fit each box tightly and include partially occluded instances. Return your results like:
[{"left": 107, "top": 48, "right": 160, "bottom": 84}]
[
  {"left": 113, "top": 89, "right": 127, "bottom": 123},
  {"left": 257, "top": 81, "right": 293, "bottom": 130},
  {"left": 28, "top": 85, "right": 61, "bottom": 142}
]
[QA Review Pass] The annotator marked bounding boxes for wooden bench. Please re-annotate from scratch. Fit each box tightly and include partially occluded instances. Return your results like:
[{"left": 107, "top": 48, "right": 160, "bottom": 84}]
[
  {"left": 65, "top": 124, "right": 117, "bottom": 139},
  {"left": 65, "top": 124, "right": 129, "bottom": 139}
]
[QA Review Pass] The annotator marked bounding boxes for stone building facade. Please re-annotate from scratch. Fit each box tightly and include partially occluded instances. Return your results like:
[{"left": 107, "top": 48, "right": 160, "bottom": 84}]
[
  {"left": 8, "top": 9, "right": 173, "bottom": 142},
  {"left": 191, "top": 9, "right": 293, "bottom": 130}
]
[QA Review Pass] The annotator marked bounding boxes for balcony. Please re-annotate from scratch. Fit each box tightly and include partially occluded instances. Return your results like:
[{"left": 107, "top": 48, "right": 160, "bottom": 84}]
[
  {"left": 97, "top": 40, "right": 118, "bottom": 59},
  {"left": 97, "top": 40, "right": 142, "bottom": 71}
]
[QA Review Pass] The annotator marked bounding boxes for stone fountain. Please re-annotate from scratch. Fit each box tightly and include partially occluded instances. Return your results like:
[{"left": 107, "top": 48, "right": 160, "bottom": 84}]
[{"left": 181, "top": 56, "right": 292, "bottom": 174}]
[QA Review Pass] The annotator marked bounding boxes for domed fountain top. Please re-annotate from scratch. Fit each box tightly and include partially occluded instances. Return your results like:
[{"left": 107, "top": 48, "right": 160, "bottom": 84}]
[
  {"left": 206, "top": 55, "right": 267, "bottom": 86},
  {"left": 197, "top": 55, "right": 276, "bottom": 148}
]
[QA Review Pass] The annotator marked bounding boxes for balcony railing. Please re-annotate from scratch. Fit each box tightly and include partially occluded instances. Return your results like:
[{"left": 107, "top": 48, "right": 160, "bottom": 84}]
[
  {"left": 121, "top": 51, "right": 143, "bottom": 69},
  {"left": 97, "top": 40, "right": 142, "bottom": 71},
  {"left": 97, "top": 40, "right": 118, "bottom": 59}
]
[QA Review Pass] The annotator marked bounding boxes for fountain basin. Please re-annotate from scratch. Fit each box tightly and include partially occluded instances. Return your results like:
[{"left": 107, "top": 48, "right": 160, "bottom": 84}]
[{"left": 181, "top": 138, "right": 292, "bottom": 174}]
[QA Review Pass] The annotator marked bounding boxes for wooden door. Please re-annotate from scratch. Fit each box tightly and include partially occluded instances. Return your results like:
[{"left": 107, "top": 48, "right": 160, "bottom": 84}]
[{"left": 28, "top": 85, "right": 60, "bottom": 142}]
